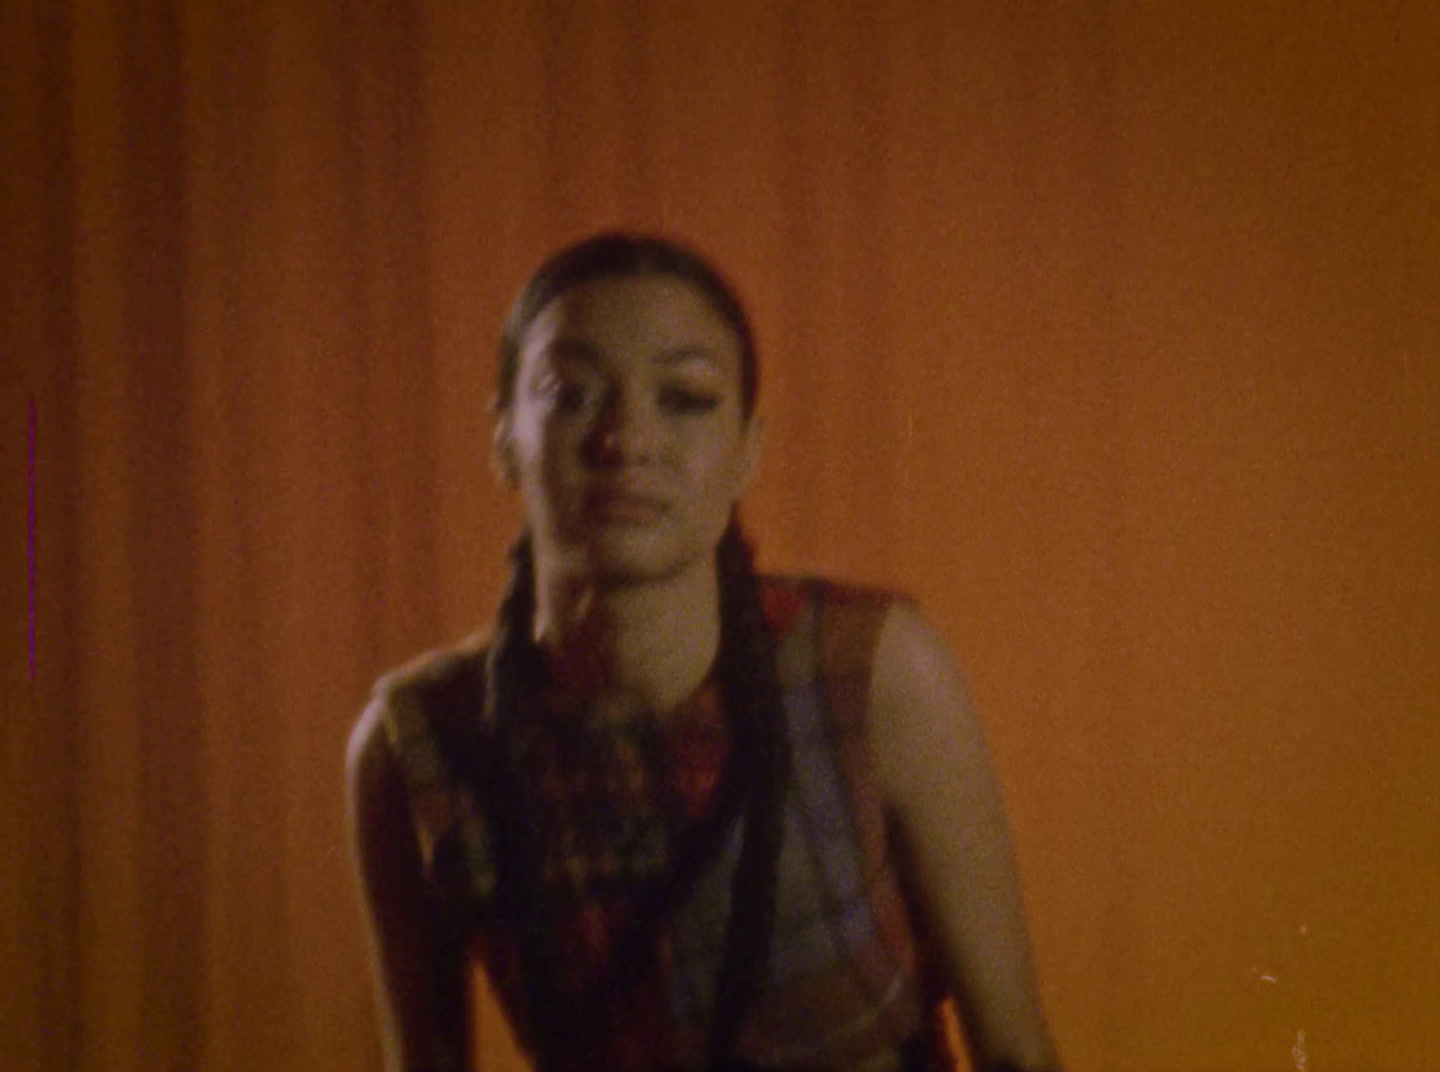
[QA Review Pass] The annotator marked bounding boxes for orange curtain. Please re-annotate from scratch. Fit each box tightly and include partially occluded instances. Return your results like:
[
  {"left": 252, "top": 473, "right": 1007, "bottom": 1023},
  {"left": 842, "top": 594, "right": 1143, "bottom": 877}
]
[{"left": 5, "top": 2, "right": 1437, "bottom": 1070}]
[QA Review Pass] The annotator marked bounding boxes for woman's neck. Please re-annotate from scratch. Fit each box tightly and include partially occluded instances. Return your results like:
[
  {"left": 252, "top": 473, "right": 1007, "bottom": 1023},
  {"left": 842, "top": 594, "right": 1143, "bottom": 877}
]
[{"left": 531, "top": 554, "right": 721, "bottom": 720}]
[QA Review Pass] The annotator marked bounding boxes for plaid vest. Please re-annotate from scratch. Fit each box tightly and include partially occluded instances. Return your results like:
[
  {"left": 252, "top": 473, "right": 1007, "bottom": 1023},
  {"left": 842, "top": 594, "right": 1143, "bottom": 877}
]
[{"left": 379, "top": 577, "right": 951, "bottom": 1071}]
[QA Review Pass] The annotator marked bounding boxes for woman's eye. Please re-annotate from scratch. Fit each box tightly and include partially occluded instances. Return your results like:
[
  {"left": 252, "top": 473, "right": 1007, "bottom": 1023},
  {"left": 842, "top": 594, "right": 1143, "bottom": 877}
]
[
  {"left": 536, "top": 372, "right": 594, "bottom": 413},
  {"left": 658, "top": 386, "right": 721, "bottom": 415},
  {"left": 554, "top": 383, "right": 592, "bottom": 412}
]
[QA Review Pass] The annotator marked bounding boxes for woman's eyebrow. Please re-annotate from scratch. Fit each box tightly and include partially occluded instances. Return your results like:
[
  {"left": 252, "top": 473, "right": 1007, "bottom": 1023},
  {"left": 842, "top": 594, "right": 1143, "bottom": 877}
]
[
  {"left": 653, "top": 345, "right": 719, "bottom": 368},
  {"left": 542, "top": 338, "right": 720, "bottom": 371},
  {"left": 543, "top": 337, "right": 603, "bottom": 363}
]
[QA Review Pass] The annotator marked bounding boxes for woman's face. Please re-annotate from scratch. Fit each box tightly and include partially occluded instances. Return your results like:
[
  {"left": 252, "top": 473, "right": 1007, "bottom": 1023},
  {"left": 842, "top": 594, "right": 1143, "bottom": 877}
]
[{"left": 499, "top": 273, "right": 761, "bottom": 585}]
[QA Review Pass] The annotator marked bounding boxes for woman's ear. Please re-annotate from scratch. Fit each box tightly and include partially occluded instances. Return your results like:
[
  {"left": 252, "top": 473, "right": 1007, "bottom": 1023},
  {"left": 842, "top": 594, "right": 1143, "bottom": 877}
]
[{"left": 491, "top": 418, "right": 518, "bottom": 487}]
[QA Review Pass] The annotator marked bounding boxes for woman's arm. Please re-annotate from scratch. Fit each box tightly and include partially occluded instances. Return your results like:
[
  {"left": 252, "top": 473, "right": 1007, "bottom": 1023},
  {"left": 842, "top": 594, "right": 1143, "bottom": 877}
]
[
  {"left": 346, "top": 698, "right": 471, "bottom": 1072},
  {"left": 867, "top": 601, "right": 1060, "bottom": 1072}
]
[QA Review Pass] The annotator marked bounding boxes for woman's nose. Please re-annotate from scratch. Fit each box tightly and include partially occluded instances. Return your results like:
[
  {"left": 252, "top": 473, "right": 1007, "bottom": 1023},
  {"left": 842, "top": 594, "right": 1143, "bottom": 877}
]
[{"left": 591, "top": 390, "right": 659, "bottom": 464}]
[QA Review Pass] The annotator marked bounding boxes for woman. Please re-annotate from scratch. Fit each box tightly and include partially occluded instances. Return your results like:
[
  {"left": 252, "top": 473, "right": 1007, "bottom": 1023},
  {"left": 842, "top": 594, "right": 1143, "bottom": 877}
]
[{"left": 347, "top": 233, "right": 1059, "bottom": 1072}]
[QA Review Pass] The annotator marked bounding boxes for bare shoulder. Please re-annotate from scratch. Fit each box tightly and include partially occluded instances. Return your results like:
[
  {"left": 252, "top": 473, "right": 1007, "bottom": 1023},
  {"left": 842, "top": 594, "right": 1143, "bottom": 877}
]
[
  {"left": 867, "top": 600, "right": 992, "bottom": 818},
  {"left": 865, "top": 600, "right": 1060, "bottom": 1070},
  {"left": 369, "top": 631, "right": 490, "bottom": 711},
  {"left": 346, "top": 642, "right": 483, "bottom": 1072},
  {"left": 344, "top": 674, "right": 413, "bottom": 806},
  {"left": 346, "top": 633, "right": 488, "bottom": 819},
  {"left": 869, "top": 599, "right": 970, "bottom": 713},
  {"left": 346, "top": 692, "right": 400, "bottom": 809},
  {"left": 346, "top": 694, "right": 407, "bottom": 874},
  {"left": 349, "top": 636, "right": 489, "bottom": 753}
]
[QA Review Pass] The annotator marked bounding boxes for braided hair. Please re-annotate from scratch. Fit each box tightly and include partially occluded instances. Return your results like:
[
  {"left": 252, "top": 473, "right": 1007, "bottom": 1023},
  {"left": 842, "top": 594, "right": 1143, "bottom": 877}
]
[
  {"left": 707, "top": 518, "right": 792, "bottom": 1058},
  {"left": 484, "top": 233, "right": 791, "bottom": 1067}
]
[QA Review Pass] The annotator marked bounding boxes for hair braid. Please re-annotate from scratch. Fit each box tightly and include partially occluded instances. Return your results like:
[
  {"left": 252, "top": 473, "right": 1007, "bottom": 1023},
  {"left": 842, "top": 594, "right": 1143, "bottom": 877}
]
[
  {"left": 479, "top": 535, "right": 569, "bottom": 1057},
  {"left": 707, "top": 518, "right": 793, "bottom": 1062},
  {"left": 483, "top": 534, "right": 538, "bottom": 730},
  {"left": 478, "top": 526, "right": 792, "bottom": 1067}
]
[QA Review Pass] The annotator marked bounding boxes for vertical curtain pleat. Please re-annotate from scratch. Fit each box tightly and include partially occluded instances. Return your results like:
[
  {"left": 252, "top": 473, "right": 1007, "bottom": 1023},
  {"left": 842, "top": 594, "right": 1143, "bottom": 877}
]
[{"left": 2, "top": 0, "right": 81, "bottom": 1067}]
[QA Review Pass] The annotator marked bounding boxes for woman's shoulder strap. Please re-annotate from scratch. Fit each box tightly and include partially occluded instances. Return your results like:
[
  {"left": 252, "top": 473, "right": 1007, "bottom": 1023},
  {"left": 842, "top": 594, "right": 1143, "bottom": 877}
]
[
  {"left": 367, "top": 635, "right": 498, "bottom": 894},
  {"left": 371, "top": 633, "right": 491, "bottom": 801},
  {"left": 814, "top": 580, "right": 906, "bottom": 723},
  {"left": 759, "top": 574, "right": 907, "bottom": 720}
]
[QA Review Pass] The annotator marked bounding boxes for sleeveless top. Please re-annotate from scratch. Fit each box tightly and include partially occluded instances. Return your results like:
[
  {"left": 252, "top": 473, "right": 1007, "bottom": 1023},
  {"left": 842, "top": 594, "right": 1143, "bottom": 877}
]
[{"left": 376, "top": 577, "right": 957, "bottom": 1072}]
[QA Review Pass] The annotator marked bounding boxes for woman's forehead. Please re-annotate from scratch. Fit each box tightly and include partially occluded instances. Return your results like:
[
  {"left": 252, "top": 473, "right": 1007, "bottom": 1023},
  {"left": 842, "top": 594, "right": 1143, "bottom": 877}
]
[{"left": 522, "top": 275, "right": 743, "bottom": 368}]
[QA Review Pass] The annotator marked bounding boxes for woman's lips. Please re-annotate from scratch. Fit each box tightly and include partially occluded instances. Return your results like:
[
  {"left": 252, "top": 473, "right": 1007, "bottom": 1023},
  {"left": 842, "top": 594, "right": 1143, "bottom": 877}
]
[{"left": 583, "top": 489, "right": 668, "bottom": 524}]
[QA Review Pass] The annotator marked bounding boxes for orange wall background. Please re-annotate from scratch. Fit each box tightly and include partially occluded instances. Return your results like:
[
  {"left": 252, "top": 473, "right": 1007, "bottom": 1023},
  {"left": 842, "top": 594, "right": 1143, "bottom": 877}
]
[{"left": 4, "top": 2, "right": 1437, "bottom": 1070}]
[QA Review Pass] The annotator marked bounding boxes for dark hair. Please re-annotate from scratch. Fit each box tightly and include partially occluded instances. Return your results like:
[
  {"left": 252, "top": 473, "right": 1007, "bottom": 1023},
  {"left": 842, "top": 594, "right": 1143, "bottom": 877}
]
[
  {"left": 496, "top": 231, "right": 760, "bottom": 417},
  {"left": 481, "top": 523, "right": 791, "bottom": 1066}
]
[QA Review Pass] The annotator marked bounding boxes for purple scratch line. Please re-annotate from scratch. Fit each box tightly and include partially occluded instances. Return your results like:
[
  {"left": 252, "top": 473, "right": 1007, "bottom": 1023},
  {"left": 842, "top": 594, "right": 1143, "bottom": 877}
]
[{"left": 29, "top": 396, "right": 36, "bottom": 681}]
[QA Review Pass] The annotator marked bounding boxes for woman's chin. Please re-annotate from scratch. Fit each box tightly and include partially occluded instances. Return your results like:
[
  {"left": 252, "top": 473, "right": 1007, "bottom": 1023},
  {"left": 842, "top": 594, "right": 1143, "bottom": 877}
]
[{"left": 570, "top": 528, "right": 701, "bottom": 586}]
